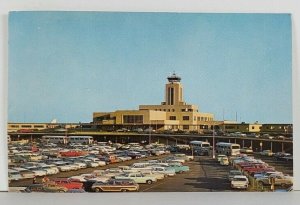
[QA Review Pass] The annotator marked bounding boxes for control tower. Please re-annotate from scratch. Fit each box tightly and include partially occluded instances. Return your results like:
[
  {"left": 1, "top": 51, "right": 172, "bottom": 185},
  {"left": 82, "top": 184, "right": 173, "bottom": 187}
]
[{"left": 165, "top": 72, "right": 184, "bottom": 106}]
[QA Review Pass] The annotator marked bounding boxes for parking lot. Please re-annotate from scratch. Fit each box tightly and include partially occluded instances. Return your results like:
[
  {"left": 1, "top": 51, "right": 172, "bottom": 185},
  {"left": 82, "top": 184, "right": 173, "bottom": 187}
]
[
  {"left": 139, "top": 156, "right": 231, "bottom": 192},
  {"left": 9, "top": 155, "right": 238, "bottom": 192},
  {"left": 9, "top": 141, "right": 293, "bottom": 192}
]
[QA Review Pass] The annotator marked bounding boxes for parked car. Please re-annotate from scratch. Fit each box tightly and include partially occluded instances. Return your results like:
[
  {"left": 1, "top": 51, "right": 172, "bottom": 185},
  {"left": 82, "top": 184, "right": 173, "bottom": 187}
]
[
  {"left": 24, "top": 183, "right": 68, "bottom": 193},
  {"left": 167, "top": 164, "right": 190, "bottom": 173},
  {"left": 240, "top": 147, "right": 253, "bottom": 154},
  {"left": 231, "top": 176, "right": 249, "bottom": 189},
  {"left": 8, "top": 169, "right": 22, "bottom": 181},
  {"left": 51, "top": 178, "right": 83, "bottom": 190},
  {"left": 114, "top": 173, "right": 157, "bottom": 184},
  {"left": 228, "top": 170, "right": 243, "bottom": 181},
  {"left": 220, "top": 156, "right": 229, "bottom": 166},
  {"left": 151, "top": 166, "right": 176, "bottom": 176},
  {"left": 256, "top": 174, "right": 293, "bottom": 187},
  {"left": 260, "top": 150, "right": 273, "bottom": 156},
  {"left": 92, "top": 179, "right": 139, "bottom": 192},
  {"left": 12, "top": 168, "right": 35, "bottom": 179},
  {"left": 217, "top": 154, "right": 227, "bottom": 162}
]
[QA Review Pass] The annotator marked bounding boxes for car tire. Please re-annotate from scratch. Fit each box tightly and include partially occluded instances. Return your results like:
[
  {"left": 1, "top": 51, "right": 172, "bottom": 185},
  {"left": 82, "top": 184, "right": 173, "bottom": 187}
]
[
  {"left": 121, "top": 189, "right": 128, "bottom": 192},
  {"left": 94, "top": 188, "right": 102, "bottom": 192},
  {"left": 146, "top": 180, "right": 152, "bottom": 185},
  {"left": 179, "top": 171, "right": 183, "bottom": 174}
]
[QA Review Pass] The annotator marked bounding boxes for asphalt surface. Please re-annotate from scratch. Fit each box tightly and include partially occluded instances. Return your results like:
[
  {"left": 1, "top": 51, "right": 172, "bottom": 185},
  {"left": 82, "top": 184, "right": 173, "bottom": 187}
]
[{"left": 9, "top": 154, "right": 293, "bottom": 192}]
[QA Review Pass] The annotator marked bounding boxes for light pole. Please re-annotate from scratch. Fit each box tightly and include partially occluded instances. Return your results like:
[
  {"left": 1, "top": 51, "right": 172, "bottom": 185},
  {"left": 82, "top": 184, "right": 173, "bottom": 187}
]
[{"left": 212, "top": 123, "right": 215, "bottom": 159}]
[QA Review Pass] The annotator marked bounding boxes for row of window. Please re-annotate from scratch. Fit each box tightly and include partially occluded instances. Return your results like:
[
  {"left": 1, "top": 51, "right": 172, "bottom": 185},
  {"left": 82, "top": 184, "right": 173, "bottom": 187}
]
[
  {"left": 123, "top": 115, "right": 143, "bottom": 124},
  {"left": 225, "top": 125, "right": 260, "bottom": 130},
  {"left": 9, "top": 124, "right": 46, "bottom": 128},
  {"left": 169, "top": 116, "right": 213, "bottom": 121}
]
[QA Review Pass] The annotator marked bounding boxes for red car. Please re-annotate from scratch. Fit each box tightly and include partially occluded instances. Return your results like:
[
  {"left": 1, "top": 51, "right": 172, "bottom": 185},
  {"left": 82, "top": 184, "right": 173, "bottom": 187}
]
[
  {"left": 51, "top": 178, "right": 83, "bottom": 190},
  {"left": 59, "top": 150, "right": 87, "bottom": 157}
]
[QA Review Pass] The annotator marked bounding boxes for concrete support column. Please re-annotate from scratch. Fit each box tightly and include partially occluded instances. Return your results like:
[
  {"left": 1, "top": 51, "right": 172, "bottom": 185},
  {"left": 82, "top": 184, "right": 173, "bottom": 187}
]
[{"left": 270, "top": 141, "right": 273, "bottom": 152}]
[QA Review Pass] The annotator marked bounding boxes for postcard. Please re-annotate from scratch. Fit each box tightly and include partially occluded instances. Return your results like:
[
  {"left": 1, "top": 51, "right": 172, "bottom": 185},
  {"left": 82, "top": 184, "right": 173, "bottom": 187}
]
[{"left": 7, "top": 11, "right": 293, "bottom": 192}]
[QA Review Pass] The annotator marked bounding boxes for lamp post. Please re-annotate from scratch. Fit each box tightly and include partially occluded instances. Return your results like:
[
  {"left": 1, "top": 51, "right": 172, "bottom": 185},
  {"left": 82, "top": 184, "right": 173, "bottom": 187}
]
[{"left": 212, "top": 123, "right": 215, "bottom": 159}]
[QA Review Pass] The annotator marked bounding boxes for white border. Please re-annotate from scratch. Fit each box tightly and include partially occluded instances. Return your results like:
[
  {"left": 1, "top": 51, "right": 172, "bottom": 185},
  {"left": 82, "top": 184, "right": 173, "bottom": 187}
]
[{"left": 1, "top": 0, "right": 299, "bottom": 204}]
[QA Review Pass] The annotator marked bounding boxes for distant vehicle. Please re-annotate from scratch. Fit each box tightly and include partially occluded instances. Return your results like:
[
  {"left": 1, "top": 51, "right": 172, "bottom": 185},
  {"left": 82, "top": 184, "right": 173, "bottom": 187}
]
[
  {"left": 144, "top": 128, "right": 156, "bottom": 133},
  {"left": 151, "top": 167, "right": 176, "bottom": 176},
  {"left": 114, "top": 173, "right": 157, "bottom": 184},
  {"left": 8, "top": 169, "right": 22, "bottom": 181},
  {"left": 262, "top": 134, "right": 274, "bottom": 139},
  {"left": 220, "top": 156, "right": 229, "bottom": 166},
  {"left": 216, "top": 142, "right": 240, "bottom": 156},
  {"left": 231, "top": 176, "right": 249, "bottom": 189},
  {"left": 260, "top": 150, "right": 273, "bottom": 156},
  {"left": 240, "top": 147, "right": 253, "bottom": 154},
  {"left": 173, "top": 153, "right": 194, "bottom": 161},
  {"left": 276, "top": 136, "right": 286, "bottom": 140},
  {"left": 18, "top": 129, "right": 34, "bottom": 133},
  {"left": 217, "top": 154, "right": 227, "bottom": 162},
  {"left": 92, "top": 179, "right": 139, "bottom": 192},
  {"left": 12, "top": 168, "right": 35, "bottom": 179},
  {"left": 68, "top": 136, "right": 93, "bottom": 144},
  {"left": 228, "top": 170, "right": 243, "bottom": 181},
  {"left": 190, "top": 141, "right": 210, "bottom": 156},
  {"left": 42, "top": 136, "right": 68, "bottom": 144},
  {"left": 167, "top": 164, "right": 190, "bottom": 173}
]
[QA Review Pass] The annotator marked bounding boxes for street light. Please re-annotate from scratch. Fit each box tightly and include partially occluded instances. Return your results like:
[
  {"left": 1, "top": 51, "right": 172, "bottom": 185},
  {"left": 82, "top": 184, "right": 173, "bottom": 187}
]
[{"left": 212, "top": 123, "right": 215, "bottom": 159}]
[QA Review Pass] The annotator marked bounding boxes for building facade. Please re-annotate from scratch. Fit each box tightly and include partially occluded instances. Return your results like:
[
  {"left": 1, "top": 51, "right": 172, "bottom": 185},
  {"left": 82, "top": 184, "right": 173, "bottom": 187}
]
[{"left": 93, "top": 73, "right": 214, "bottom": 132}]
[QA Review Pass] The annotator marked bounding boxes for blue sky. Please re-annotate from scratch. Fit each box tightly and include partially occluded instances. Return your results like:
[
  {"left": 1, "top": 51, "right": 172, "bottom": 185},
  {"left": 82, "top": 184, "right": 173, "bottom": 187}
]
[{"left": 8, "top": 12, "right": 292, "bottom": 123}]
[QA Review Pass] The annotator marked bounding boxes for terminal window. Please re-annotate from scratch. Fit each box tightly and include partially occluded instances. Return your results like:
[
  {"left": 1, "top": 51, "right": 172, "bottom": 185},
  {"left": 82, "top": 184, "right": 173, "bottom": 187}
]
[
  {"left": 123, "top": 115, "right": 143, "bottom": 124},
  {"left": 183, "top": 116, "right": 189, "bottom": 121},
  {"left": 169, "top": 116, "right": 176, "bottom": 120}
]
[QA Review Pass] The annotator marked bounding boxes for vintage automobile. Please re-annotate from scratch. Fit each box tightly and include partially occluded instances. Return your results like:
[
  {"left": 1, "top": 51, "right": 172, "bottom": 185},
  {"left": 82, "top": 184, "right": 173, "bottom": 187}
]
[
  {"left": 114, "top": 173, "right": 157, "bottom": 184},
  {"left": 92, "top": 179, "right": 139, "bottom": 192},
  {"left": 228, "top": 170, "right": 243, "bottom": 181},
  {"left": 24, "top": 183, "right": 68, "bottom": 193},
  {"left": 256, "top": 174, "right": 293, "bottom": 187},
  {"left": 138, "top": 170, "right": 165, "bottom": 180},
  {"left": 8, "top": 169, "right": 23, "bottom": 181},
  {"left": 260, "top": 150, "right": 274, "bottom": 156},
  {"left": 51, "top": 178, "right": 83, "bottom": 190},
  {"left": 240, "top": 147, "right": 253, "bottom": 154},
  {"left": 151, "top": 166, "right": 176, "bottom": 176},
  {"left": 167, "top": 164, "right": 190, "bottom": 173},
  {"left": 231, "top": 176, "right": 249, "bottom": 189},
  {"left": 220, "top": 156, "right": 229, "bottom": 166}
]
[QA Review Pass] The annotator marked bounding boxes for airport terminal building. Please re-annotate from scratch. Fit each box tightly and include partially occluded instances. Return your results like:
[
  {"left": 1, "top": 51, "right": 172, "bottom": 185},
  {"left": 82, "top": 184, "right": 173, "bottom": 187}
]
[{"left": 93, "top": 73, "right": 215, "bottom": 133}]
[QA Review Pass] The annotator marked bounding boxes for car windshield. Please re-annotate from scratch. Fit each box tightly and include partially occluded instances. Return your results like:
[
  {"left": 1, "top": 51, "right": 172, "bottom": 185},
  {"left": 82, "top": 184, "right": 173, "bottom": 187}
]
[
  {"left": 232, "top": 146, "right": 240, "bottom": 149},
  {"left": 230, "top": 171, "right": 242, "bottom": 175},
  {"left": 202, "top": 144, "right": 210, "bottom": 148},
  {"left": 233, "top": 178, "right": 247, "bottom": 181}
]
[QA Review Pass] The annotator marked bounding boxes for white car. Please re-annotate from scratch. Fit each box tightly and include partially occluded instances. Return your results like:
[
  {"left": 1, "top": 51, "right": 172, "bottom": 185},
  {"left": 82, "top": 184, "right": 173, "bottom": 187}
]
[
  {"left": 74, "top": 162, "right": 87, "bottom": 169},
  {"left": 8, "top": 169, "right": 23, "bottom": 181},
  {"left": 87, "top": 161, "right": 99, "bottom": 168},
  {"left": 231, "top": 176, "right": 249, "bottom": 189},
  {"left": 28, "top": 167, "right": 47, "bottom": 176},
  {"left": 140, "top": 170, "right": 165, "bottom": 180},
  {"left": 220, "top": 156, "right": 229, "bottom": 166},
  {"left": 152, "top": 167, "right": 176, "bottom": 176},
  {"left": 217, "top": 155, "right": 227, "bottom": 162}
]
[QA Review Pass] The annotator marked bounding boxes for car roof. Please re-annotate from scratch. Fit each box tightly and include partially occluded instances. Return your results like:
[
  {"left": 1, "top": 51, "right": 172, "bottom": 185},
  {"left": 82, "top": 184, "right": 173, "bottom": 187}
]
[{"left": 233, "top": 175, "right": 247, "bottom": 178}]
